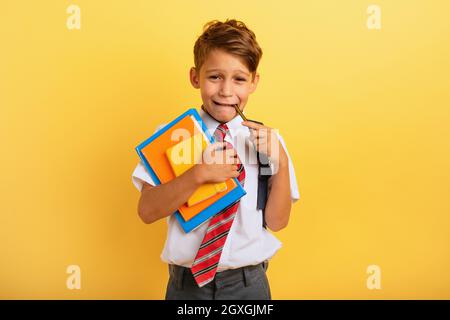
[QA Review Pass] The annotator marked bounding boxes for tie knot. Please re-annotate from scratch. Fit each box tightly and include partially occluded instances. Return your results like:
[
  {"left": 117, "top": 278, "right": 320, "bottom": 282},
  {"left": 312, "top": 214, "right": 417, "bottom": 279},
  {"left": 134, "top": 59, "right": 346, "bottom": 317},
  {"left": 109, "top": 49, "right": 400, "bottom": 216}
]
[{"left": 214, "top": 123, "right": 229, "bottom": 142}]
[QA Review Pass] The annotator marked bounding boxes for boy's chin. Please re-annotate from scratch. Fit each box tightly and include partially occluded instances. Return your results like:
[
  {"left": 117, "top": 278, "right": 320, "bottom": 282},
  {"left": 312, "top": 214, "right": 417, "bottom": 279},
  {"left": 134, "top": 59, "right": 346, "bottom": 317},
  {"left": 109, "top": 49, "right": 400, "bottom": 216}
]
[{"left": 206, "top": 106, "right": 237, "bottom": 123}]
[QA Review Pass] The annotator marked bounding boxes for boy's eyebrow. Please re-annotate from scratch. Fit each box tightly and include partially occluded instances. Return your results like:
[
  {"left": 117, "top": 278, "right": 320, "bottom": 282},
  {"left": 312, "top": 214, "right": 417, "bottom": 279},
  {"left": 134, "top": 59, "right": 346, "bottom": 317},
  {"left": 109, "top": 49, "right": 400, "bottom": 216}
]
[{"left": 205, "top": 68, "right": 250, "bottom": 76}]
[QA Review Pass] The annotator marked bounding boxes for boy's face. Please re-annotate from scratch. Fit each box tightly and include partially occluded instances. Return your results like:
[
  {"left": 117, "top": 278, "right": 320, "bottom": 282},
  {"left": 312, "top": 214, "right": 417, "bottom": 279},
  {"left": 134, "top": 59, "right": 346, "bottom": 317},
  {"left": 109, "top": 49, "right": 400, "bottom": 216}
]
[{"left": 190, "top": 49, "right": 259, "bottom": 123}]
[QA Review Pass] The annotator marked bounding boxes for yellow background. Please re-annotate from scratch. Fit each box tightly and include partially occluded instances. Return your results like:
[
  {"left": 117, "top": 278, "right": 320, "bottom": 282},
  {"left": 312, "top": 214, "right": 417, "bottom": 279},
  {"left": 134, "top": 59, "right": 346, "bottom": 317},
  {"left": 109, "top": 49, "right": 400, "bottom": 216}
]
[{"left": 1, "top": 0, "right": 449, "bottom": 299}]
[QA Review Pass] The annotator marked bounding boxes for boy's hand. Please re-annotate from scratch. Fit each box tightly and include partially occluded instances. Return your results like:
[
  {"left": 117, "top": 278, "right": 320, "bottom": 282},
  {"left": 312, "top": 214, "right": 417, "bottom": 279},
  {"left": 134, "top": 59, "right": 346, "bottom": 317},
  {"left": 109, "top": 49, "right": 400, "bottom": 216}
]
[
  {"left": 241, "top": 121, "right": 288, "bottom": 168},
  {"left": 194, "top": 142, "right": 241, "bottom": 184}
]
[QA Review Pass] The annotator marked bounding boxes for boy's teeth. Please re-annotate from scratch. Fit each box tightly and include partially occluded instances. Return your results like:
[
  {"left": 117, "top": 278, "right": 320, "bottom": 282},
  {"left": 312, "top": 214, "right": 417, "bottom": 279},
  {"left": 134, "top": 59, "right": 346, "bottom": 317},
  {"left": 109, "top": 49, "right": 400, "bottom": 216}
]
[{"left": 215, "top": 101, "right": 233, "bottom": 106}]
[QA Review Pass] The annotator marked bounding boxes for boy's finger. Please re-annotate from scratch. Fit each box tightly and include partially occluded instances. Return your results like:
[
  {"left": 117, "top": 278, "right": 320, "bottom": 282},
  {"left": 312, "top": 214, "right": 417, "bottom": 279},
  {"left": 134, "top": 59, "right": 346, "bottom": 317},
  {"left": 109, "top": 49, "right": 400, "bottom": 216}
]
[
  {"left": 228, "top": 155, "right": 240, "bottom": 165},
  {"left": 242, "top": 121, "right": 264, "bottom": 129},
  {"left": 223, "top": 146, "right": 236, "bottom": 155},
  {"left": 212, "top": 141, "right": 227, "bottom": 151},
  {"left": 212, "top": 141, "right": 226, "bottom": 147},
  {"left": 224, "top": 154, "right": 237, "bottom": 165}
]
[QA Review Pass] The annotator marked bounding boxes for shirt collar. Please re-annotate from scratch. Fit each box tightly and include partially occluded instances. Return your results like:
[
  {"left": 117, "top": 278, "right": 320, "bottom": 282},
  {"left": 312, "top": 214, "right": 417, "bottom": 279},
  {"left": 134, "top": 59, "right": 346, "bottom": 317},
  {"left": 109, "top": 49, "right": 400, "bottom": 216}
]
[{"left": 198, "top": 105, "right": 247, "bottom": 139}]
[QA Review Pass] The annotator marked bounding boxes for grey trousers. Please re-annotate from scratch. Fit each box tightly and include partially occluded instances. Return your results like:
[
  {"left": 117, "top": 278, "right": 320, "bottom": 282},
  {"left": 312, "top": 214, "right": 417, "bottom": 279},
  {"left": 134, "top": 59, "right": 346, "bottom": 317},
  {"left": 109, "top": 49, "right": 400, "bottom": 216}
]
[{"left": 165, "top": 261, "right": 271, "bottom": 300}]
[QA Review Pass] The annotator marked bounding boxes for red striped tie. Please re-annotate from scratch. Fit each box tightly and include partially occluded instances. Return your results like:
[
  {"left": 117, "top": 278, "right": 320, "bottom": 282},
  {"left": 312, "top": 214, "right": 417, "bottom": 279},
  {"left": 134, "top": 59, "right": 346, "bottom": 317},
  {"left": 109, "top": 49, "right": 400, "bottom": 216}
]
[{"left": 191, "top": 123, "right": 245, "bottom": 287}]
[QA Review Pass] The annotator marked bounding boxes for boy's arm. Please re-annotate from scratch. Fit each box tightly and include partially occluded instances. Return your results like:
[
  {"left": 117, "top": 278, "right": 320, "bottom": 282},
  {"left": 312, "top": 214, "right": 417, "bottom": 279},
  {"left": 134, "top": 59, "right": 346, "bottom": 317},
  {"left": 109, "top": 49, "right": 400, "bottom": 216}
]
[
  {"left": 263, "top": 148, "right": 292, "bottom": 232},
  {"left": 137, "top": 165, "right": 203, "bottom": 224}
]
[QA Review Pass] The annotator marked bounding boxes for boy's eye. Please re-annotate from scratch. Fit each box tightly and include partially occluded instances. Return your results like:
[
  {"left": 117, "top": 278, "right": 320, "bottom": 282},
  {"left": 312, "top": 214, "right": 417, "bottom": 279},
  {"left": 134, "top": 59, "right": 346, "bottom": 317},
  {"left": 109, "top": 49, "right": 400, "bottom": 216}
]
[{"left": 209, "top": 75, "right": 246, "bottom": 82}]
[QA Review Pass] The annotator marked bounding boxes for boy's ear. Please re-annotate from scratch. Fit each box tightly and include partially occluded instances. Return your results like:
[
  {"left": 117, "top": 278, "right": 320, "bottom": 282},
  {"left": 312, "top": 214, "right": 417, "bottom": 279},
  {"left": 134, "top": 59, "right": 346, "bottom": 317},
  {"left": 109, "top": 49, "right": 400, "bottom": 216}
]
[
  {"left": 190, "top": 67, "right": 200, "bottom": 89},
  {"left": 249, "top": 73, "right": 260, "bottom": 94}
]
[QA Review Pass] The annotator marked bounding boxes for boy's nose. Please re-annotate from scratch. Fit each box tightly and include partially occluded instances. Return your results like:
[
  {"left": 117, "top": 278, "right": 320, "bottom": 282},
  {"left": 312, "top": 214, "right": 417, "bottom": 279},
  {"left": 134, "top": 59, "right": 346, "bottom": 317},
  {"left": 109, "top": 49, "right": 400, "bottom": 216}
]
[{"left": 219, "top": 81, "right": 233, "bottom": 97}]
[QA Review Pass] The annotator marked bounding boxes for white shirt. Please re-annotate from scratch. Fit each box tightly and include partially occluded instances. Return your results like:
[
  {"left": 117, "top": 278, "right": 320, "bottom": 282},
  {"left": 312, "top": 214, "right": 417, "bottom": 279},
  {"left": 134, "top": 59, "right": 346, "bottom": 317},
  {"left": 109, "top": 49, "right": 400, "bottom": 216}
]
[{"left": 131, "top": 107, "right": 300, "bottom": 271}]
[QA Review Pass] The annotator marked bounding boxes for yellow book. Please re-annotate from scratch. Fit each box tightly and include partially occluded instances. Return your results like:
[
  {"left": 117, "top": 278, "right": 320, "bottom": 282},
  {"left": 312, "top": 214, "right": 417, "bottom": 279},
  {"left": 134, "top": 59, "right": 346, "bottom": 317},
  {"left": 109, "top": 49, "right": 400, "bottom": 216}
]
[{"left": 165, "top": 133, "right": 227, "bottom": 207}]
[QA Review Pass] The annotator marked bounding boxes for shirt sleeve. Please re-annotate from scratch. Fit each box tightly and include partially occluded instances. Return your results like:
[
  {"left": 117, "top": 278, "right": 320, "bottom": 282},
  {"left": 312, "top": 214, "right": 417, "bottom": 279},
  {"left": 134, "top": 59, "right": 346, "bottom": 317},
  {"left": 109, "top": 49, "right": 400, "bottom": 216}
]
[
  {"left": 131, "top": 123, "right": 167, "bottom": 192},
  {"left": 274, "top": 133, "right": 300, "bottom": 203},
  {"left": 131, "top": 161, "right": 156, "bottom": 192}
]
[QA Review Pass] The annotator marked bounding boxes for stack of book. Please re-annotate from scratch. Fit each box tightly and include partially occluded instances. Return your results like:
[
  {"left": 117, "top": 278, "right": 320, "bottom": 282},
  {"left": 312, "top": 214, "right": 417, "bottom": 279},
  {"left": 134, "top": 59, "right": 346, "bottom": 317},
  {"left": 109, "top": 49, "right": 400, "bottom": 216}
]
[{"left": 135, "top": 108, "right": 246, "bottom": 233}]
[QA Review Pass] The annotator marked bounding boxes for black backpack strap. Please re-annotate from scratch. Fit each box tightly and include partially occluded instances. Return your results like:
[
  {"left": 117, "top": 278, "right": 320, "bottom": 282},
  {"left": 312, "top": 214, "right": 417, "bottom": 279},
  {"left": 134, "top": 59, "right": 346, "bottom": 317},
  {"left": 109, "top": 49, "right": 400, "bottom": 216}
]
[
  {"left": 257, "top": 156, "right": 271, "bottom": 229},
  {"left": 246, "top": 119, "right": 273, "bottom": 229}
]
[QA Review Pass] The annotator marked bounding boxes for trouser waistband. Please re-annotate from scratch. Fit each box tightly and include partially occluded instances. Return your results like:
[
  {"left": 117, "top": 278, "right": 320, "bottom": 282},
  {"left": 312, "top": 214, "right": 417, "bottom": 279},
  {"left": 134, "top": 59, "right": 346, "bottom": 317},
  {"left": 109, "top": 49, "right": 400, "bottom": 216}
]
[{"left": 168, "top": 261, "right": 269, "bottom": 290}]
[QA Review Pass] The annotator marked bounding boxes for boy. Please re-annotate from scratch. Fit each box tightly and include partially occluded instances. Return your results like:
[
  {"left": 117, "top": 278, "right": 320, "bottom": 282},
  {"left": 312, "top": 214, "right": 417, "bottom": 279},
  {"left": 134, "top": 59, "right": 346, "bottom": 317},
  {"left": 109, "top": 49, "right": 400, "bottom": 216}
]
[{"left": 132, "top": 19, "right": 300, "bottom": 300}]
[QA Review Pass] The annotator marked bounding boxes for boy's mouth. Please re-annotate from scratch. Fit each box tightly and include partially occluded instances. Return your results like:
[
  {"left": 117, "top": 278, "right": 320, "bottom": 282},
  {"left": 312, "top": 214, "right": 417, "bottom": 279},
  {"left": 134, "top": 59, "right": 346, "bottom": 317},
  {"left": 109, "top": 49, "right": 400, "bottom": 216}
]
[{"left": 212, "top": 100, "right": 238, "bottom": 108}]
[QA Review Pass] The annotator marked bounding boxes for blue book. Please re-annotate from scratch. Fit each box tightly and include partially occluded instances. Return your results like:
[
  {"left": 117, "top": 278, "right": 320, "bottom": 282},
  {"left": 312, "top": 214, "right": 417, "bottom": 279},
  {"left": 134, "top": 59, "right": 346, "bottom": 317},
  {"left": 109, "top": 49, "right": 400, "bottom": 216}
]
[{"left": 135, "top": 108, "right": 246, "bottom": 233}]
